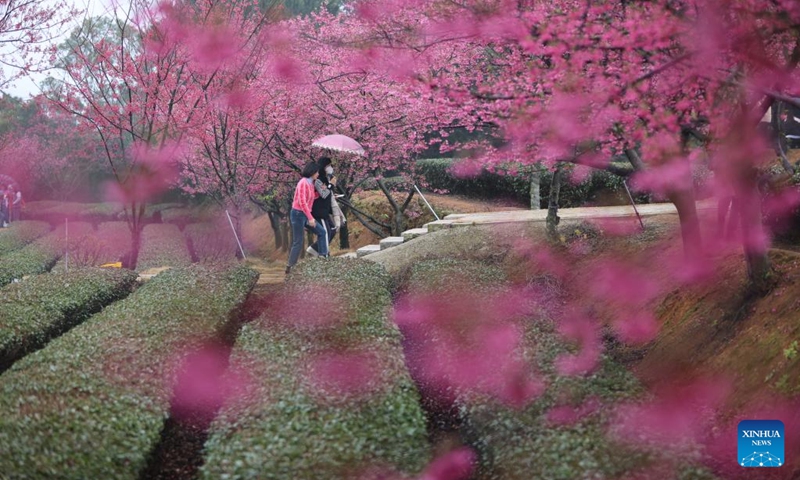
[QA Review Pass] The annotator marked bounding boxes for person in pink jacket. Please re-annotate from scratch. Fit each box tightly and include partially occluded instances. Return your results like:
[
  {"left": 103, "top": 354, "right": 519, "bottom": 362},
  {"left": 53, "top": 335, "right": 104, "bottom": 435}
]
[{"left": 286, "top": 161, "right": 329, "bottom": 274}]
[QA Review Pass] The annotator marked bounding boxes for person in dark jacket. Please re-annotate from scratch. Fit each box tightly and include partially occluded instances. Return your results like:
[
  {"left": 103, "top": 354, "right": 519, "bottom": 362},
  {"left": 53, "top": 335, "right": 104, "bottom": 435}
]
[{"left": 307, "top": 157, "right": 335, "bottom": 257}]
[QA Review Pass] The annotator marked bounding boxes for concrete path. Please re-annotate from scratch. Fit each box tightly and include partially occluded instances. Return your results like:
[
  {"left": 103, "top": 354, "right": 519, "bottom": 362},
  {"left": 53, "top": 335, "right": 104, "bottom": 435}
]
[{"left": 425, "top": 200, "right": 715, "bottom": 231}]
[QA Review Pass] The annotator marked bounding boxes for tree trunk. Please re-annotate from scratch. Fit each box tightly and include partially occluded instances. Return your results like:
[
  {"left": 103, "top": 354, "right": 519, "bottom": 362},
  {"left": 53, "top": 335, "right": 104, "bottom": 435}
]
[
  {"left": 739, "top": 180, "right": 776, "bottom": 293},
  {"left": 280, "top": 218, "right": 290, "bottom": 252},
  {"left": 268, "top": 212, "right": 284, "bottom": 250},
  {"left": 128, "top": 227, "right": 141, "bottom": 270},
  {"left": 339, "top": 222, "right": 350, "bottom": 249},
  {"left": 666, "top": 188, "right": 703, "bottom": 260},
  {"left": 530, "top": 170, "right": 541, "bottom": 210},
  {"left": 376, "top": 178, "right": 412, "bottom": 236},
  {"left": 546, "top": 164, "right": 563, "bottom": 242}
]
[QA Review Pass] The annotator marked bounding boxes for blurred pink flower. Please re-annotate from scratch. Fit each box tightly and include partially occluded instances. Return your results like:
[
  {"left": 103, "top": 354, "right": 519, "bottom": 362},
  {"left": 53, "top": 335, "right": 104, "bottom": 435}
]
[
  {"left": 553, "top": 313, "right": 601, "bottom": 376},
  {"left": 612, "top": 312, "right": 659, "bottom": 344},
  {"left": 305, "top": 349, "right": 382, "bottom": 399},
  {"left": 393, "top": 289, "right": 543, "bottom": 408},
  {"left": 418, "top": 447, "right": 475, "bottom": 480},
  {"left": 630, "top": 160, "right": 693, "bottom": 195},
  {"left": 588, "top": 260, "right": 661, "bottom": 307},
  {"left": 612, "top": 378, "right": 730, "bottom": 446},
  {"left": 169, "top": 343, "right": 252, "bottom": 422},
  {"left": 104, "top": 141, "right": 183, "bottom": 203},
  {"left": 270, "top": 283, "right": 346, "bottom": 331}
]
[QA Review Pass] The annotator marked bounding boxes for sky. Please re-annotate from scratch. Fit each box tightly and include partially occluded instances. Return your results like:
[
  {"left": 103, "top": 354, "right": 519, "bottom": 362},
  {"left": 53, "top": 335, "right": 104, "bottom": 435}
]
[{"left": 3, "top": 0, "right": 115, "bottom": 98}]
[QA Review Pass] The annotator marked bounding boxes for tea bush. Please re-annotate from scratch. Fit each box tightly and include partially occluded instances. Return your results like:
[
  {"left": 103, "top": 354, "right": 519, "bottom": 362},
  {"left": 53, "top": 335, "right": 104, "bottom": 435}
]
[
  {"left": 0, "top": 221, "right": 51, "bottom": 256},
  {"left": 201, "top": 259, "right": 430, "bottom": 479},
  {"left": 136, "top": 223, "right": 192, "bottom": 270},
  {"left": 0, "top": 268, "right": 137, "bottom": 371},
  {"left": 0, "top": 264, "right": 258, "bottom": 479},
  {"left": 0, "top": 222, "right": 93, "bottom": 287}
]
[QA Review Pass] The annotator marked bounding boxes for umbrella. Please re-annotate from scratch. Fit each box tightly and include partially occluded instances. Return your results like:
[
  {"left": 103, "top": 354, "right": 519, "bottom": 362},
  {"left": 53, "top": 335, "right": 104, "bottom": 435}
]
[{"left": 311, "top": 134, "right": 366, "bottom": 156}]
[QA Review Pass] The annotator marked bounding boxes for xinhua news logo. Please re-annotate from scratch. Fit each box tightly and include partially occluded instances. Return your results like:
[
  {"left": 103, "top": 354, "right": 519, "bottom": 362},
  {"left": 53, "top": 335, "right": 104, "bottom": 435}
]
[{"left": 738, "top": 420, "right": 784, "bottom": 468}]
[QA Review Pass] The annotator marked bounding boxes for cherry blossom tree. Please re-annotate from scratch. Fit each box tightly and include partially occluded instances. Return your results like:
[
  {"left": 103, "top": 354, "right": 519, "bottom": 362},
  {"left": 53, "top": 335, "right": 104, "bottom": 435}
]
[
  {"left": 45, "top": 1, "right": 219, "bottom": 267},
  {"left": 338, "top": 0, "right": 800, "bottom": 292},
  {"left": 0, "top": 0, "right": 76, "bottom": 89},
  {"left": 0, "top": 93, "right": 110, "bottom": 200},
  {"left": 247, "top": 9, "right": 471, "bottom": 245},
  {"left": 157, "top": 0, "right": 279, "bottom": 247}
]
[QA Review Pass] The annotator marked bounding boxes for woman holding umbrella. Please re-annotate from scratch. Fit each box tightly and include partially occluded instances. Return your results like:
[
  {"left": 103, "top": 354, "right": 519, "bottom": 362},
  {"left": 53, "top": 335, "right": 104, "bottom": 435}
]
[{"left": 286, "top": 161, "right": 329, "bottom": 274}]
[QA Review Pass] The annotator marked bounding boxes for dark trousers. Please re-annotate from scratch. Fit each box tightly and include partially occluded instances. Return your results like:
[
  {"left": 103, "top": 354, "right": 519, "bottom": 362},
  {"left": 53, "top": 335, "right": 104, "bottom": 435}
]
[{"left": 288, "top": 209, "right": 327, "bottom": 267}]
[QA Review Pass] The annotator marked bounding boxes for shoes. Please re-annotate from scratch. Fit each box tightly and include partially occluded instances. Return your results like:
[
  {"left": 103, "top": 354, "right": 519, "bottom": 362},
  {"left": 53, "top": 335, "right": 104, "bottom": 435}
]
[
  {"left": 285, "top": 266, "right": 292, "bottom": 275},
  {"left": 306, "top": 246, "right": 319, "bottom": 257}
]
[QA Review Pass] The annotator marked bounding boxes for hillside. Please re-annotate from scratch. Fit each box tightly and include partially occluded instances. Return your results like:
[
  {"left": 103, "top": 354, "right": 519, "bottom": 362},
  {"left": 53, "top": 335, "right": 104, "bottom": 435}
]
[{"left": 367, "top": 214, "right": 800, "bottom": 477}]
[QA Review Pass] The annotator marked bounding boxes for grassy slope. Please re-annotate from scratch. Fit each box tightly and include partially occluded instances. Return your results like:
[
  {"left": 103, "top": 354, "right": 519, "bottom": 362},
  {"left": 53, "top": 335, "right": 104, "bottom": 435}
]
[{"left": 370, "top": 215, "right": 800, "bottom": 472}]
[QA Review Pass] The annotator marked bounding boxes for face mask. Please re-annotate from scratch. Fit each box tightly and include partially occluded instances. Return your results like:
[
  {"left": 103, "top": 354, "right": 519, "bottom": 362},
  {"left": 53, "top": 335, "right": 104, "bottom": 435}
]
[{"left": 325, "top": 166, "right": 334, "bottom": 175}]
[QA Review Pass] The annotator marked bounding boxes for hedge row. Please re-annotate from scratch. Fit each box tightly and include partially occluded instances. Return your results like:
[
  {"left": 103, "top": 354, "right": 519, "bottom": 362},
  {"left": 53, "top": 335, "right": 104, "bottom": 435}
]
[
  {"left": 24, "top": 201, "right": 223, "bottom": 227},
  {"left": 0, "top": 268, "right": 138, "bottom": 372},
  {"left": 136, "top": 223, "right": 192, "bottom": 271},
  {"left": 400, "top": 259, "right": 668, "bottom": 479},
  {"left": 24, "top": 201, "right": 125, "bottom": 224},
  {"left": 0, "top": 221, "right": 51, "bottom": 256},
  {"left": 200, "top": 259, "right": 430, "bottom": 479},
  {"left": 0, "top": 264, "right": 258, "bottom": 479},
  {"left": 0, "top": 222, "right": 94, "bottom": 287},
  {"left": 416, "top": 158, "right": 649, "bottom": 207},
  {"left": 185, "top": 222, "right": 239, "bottom": 265}
]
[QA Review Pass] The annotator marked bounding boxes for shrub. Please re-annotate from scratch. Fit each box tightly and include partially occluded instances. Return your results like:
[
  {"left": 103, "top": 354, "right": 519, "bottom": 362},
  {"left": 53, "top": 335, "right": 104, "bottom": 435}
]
[
  {"left": 136, "top": 223, "right": 193, "bottom": 270},
  {"left": 200, "top": 259, "right": 430, "bottom": 479},
  {"left": 0, "top": 264, "right": 258, "bottom": 479},
  {"left": 0, "top": 221, "right": 51, "bottom": 256},
  {"left": 0, "top": 222, "right": 94, "bottom": 286},
  {"left": 0, "top": 268, "right": 137, "bottom": 372},
  {"left": 416, "top": 158, "right": 649, "bottom": 208},
  {"left": 23, "top": 201, "right": 125, "bottom": 224}
]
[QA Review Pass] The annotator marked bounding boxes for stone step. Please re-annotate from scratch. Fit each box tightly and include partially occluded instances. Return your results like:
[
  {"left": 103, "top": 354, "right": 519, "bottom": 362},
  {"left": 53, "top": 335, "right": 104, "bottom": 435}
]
[
  {"left": 339, "top": 252, "right": 358, "bottom": 259},
  {"left": 137, "top": 266, "right": 171, "bottom": 282},
  {"left": 424, "top": 219, "right": 456, "bottom": 232},
  {"left": 379, "top": 236, "right": 404, "bottom": 250},
  {"left": 401, "top": 227, "right": 428, "bottom": 241},
  {"left": 356, "top": 244, "right": 381, "bottom": 257}
]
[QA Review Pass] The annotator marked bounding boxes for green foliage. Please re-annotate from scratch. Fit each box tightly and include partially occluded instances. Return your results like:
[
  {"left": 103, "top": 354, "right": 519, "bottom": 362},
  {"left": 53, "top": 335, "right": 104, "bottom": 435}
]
[
  {"left": 404, "top": 258, "right": 508, "bottom": 296},
  {"left": 784, "top": 340, "right": 798, "bottom": 360},
  {"left": 201, "top": 259, "right": 430, "bottom": 479},
  {"left": 0, "top": 268, "right": 137, "bottom": 370},
  {"left": 24, "top": 201, "right": 126, "bottom": 224},
  {"left": 0, "top": 264, "right": 258, "bottom": 479},
  {"left": 0, "top": 221, "right": 51, "bottom": 256},
  {"left": 416, "top": 158, "right": 648, "bottom": 207},
  {"left": 0, "top": 222, "right": 94, "bottom": 287},
  {"left": 136, "top": 223, "right": 193, "bottom": 270}
]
